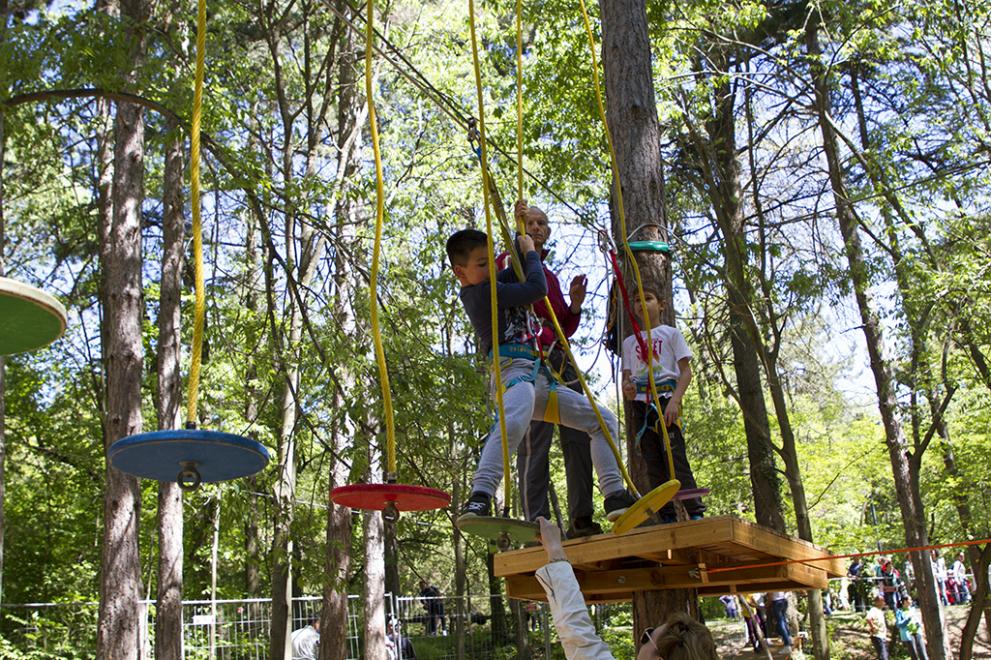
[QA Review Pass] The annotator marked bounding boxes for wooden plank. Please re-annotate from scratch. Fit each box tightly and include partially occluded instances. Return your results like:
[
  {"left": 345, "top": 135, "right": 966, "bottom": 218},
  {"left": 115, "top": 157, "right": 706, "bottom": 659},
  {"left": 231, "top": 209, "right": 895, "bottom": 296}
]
[
  {"left": 503, "top": 562, "right": 828, "bottom": 601},
  {"left": 728, "top": 519, "right": 844, "bottom": 576},
  {"left": 495, "top": 516, "right": 843, "bottom": 602},
  {"left": 494, "top": 517, "right": 736, "bottom": 577}
]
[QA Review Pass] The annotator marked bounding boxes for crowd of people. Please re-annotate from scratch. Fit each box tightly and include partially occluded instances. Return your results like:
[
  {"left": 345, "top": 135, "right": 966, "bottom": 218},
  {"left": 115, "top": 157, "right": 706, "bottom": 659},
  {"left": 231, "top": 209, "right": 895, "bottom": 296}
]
[{"left": 844, "top": 551, "right": 978, "bottom": 659}]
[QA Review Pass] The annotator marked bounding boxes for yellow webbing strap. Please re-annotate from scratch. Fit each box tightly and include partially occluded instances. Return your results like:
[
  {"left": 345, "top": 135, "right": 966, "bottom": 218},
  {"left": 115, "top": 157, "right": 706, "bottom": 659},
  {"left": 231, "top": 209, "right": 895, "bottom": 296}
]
[
  {"left": 468, "top": 0, "right": 512, "bottom": 503},
  {"left": 577, "top": 0, "right": 676, "bottom": 480},
  {"left": 366, "top": 0, "right": 398, "bottom": 477},
  {"left": 506, "top": 0, "right": 638, "bottom": 497},
  {"left": 185, "top": 0, "right": 207, "bottom": 426},
  {"left": 514, "top": 0, "right": 524, "bottom": 204}
]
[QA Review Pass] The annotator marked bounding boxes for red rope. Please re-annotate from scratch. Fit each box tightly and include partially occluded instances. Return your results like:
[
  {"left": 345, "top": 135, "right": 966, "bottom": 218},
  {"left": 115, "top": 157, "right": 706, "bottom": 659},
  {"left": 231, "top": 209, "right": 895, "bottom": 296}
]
[
  {"left": 705, "top": 537, "right": 991, "bottom": 575},
  {"left": 608, "top": 249, "right": 649, "bottom": 359}
]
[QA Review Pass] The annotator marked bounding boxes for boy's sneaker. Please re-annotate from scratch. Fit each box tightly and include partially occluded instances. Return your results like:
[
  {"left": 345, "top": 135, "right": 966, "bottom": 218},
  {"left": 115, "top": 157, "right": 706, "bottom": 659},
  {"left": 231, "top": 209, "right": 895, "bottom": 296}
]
[
  {"left": 689, "top": 513, "right": 704, "bottom": 521},
  {"left": 566, "top": 516, "right": 603, "bottom": 539},
  {"left": 458, "top": 492, "right": 491, "bottom": 520},
  {"left": 604, "top": 490, "right": 637, "bottom": 522}
]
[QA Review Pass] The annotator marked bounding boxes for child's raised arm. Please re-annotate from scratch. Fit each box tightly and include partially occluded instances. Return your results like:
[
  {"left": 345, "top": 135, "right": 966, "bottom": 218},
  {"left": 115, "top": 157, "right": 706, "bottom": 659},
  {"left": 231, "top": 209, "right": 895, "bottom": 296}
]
[{"left": 495, "top": 239, "right": 547, "bottom": 307}]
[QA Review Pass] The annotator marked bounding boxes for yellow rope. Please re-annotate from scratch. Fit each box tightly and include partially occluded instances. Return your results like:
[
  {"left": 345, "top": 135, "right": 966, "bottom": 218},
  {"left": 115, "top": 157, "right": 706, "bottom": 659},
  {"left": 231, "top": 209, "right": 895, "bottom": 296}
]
[
  {"left": 577, "top": 0, "right": 676, "bottom": 480},
  {"left": 514, "top": 0, "right": 524, "bottom": 208},
  {"left": 185, "top": 0, "right": 207, "bottom": 426},
  {"left": 504, "top": 0, "right": 638, "bottom": 498},
  {"left": 366, "top": 0, "right": 398, "bottom": 478},
  {"left": 467, "top": 0, "right": 512, "bottom": 504}
]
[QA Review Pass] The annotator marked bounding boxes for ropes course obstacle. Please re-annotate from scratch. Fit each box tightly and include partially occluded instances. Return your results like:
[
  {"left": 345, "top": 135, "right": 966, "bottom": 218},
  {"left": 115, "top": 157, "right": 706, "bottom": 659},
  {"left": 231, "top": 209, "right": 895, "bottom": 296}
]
[
  {"left": 330, "top": 0, "right": 450, "bottom": 518},
  {"left": 574, "top": 0, "right": 689, "bottom": 533},
  {"left": 455, "top": 0, "right": 677, "bottom": 546},
  {"left": 495, "top": 517, "right": 846, "bottom": 602},
  {"left": 109, "top": 0, "right": 269, "bottom": 490},
  {"left": 0, "top": 277, "right": 67, "bottom": 355}
]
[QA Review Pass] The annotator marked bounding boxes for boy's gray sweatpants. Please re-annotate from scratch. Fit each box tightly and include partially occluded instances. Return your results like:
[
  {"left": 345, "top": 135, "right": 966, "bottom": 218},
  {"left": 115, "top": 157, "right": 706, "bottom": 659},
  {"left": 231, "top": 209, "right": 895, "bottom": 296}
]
[{"left": 473, "top": 358, "right": 624, "bottom": 500}]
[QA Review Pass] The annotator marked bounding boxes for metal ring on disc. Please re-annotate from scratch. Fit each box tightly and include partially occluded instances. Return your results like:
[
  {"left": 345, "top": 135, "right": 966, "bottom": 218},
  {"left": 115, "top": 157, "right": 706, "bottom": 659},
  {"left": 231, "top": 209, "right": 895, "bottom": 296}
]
[
  {"left": 331, "top": 483, "right": 451, "bottom": 513},
  {"left": 0, "top": 277, "right": 67, "bottom": 355},
  {"left": 611, "top": 479, "right": 681, "bottom": 535},
  {"left": 109, "top": 429, "right": 270, "bottom": 486}
]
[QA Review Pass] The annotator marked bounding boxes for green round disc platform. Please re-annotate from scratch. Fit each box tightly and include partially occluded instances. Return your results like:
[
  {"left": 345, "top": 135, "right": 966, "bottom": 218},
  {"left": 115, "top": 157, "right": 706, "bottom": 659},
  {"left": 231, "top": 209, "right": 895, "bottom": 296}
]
[
  {"left": 457, "top": 515, "right": 539, "bottom": 546},
  {"left": 627, "top": 240, "right": 672, "bottom": 254},
  {"left": 611, "top": 479, "right": 681, "bottom": 535},
  {"left": 0, "top": 277, "right": 67, "bottom": 356}
]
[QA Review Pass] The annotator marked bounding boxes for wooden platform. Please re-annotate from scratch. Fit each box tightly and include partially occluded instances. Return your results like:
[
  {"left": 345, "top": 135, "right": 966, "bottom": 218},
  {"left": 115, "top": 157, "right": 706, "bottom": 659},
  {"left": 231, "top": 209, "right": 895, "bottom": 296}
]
[{"left": 494, "top": 516, "right": 843, "bottom": 603}]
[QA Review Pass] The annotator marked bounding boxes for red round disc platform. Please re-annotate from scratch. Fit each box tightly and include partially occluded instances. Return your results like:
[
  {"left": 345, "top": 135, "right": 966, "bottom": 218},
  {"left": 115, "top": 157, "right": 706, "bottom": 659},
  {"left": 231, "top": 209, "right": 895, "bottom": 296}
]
[
  {"left": 673, "top": 487, "right": 710, "bottom": 501},
  {"left": 331, "top": 483, "right": 450, "bottom": 512}
]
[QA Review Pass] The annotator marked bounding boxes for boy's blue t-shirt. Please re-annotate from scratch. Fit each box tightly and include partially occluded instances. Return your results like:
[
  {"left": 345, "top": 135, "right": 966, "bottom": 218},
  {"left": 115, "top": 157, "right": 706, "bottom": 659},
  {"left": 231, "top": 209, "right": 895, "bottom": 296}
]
[{"left": 459, "top": 250, "right": 548, "bottom": 356}]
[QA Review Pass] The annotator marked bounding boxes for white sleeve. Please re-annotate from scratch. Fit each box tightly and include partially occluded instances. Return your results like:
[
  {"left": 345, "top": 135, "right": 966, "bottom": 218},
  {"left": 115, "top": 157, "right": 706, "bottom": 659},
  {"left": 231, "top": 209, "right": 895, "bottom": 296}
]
[
  {"left": 621, "top": 335, "right": 633, "bottom": 372},
  {"left": 671, "top": 326, "right": 693, "bottom": 362},
  {"left": 535, "top": 562, "right": 617, "bottom": 660}
]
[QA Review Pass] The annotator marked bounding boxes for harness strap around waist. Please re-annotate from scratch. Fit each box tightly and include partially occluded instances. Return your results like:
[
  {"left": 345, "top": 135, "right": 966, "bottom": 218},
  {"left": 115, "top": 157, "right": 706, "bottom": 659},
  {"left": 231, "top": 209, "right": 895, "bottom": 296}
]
[
  {"left": 491, "top": 343, "right": 540, "bottom": 361},
  {"left": 634, "top": 378, "right": 677, "bottom": 394}
]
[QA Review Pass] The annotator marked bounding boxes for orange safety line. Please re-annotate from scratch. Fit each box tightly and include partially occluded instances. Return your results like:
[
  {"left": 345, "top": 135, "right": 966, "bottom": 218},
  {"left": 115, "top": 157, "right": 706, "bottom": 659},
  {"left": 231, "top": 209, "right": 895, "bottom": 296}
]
[{"left": 705, "top": 537, "right": 991, "bottom": 575}]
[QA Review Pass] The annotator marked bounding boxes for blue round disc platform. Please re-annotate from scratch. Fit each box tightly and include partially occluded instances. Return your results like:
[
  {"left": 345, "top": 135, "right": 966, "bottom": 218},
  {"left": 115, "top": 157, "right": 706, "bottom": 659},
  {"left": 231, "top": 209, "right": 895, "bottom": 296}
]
[{"left": 109, "top": 429, "right": 270, "bottom": 484}]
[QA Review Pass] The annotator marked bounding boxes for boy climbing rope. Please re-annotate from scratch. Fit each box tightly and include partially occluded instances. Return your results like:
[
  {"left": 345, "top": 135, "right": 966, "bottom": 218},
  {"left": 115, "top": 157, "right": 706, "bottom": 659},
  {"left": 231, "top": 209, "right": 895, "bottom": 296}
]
[
  {"left": 621, "top": 287, "right": 705, "bottom": 522},
  {"left": 446, "top": 225, "right": 637, "bottom": 524}
]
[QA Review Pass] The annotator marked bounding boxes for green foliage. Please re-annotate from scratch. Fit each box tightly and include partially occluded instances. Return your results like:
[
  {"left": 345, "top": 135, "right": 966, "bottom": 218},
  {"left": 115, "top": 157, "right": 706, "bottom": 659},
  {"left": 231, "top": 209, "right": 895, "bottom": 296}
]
[{"left": 2, "top": 0, "right": 991, "bottom": 656}]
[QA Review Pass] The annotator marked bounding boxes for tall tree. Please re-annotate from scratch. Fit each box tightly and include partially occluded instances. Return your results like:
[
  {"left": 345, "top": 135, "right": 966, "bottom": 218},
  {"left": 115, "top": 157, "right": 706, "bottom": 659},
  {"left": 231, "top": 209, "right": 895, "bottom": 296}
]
[
  {"left": 805, "top": 14, "right": 948, "bottom": 658},
  {"left": 679, "top": 46, "right": 786, "bottom": 535},
  {"left": 96, "top": 0, "right": 149, "bottom": 651},
  {"left": 320, "top": 2, "right": 364, "bottom": 650},
  {"left": 0, "top": 0, "right": 9, "bottom": 610},
  {"left": 363, "top": 448, "right": 388, "bottom": 658},
  {"left": 154, "top": 118, "right": 185, "bottom": 660},
  {"left": 262, "top": 0, "right": 341, "bottom": 649},
  {"left": 599, "top": 0, "right": 700, "bottom": 648}
]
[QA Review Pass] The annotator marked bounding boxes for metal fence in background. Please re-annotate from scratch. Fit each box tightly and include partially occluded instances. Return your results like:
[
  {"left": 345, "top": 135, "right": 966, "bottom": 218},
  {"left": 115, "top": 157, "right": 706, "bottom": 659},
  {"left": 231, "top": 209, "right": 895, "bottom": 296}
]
[{"left": 0, "top": 592, "right": 611, "bottom": 659}]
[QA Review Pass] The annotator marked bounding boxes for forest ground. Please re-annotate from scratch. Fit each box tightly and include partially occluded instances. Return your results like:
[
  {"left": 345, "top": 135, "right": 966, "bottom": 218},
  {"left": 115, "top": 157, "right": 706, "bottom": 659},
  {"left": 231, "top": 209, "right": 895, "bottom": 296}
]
[{"left": 709, "top": 606, "right": 991, "bottom": 659}]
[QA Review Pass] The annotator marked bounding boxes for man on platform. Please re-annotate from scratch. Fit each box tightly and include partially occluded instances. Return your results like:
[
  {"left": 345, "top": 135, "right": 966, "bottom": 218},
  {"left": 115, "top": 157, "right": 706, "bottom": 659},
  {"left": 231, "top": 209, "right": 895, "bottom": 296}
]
[{"left": 501, "top": 201, "right": 600, "bottom": 538}]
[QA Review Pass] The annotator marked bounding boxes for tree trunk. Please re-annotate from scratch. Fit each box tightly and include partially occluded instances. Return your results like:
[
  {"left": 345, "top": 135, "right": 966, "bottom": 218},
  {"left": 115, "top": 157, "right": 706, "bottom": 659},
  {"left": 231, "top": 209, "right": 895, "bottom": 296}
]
[
  {"left": 0, "top": 0, "right": 8, "bottom": 604},
  {"left": 487, "top": 549, "right": 507, "bottom": 642},
  {"left": 363, "top": 445, "right": 388, "bottom": 657},
  {"left": 154, "top": 118, "right": 185, "bottom": 660},
  {"left": 680, "top": 53, "right": 786, "bottom": 534},
  {"left": 385, "top": 517, "right": 400, "bottom": 598},
  {"left": 321, "top": 454, "right": 353, "bottom": 659},
  {"left": 451, "top": 473, "right": 467, "bottom": 659},
  {"left": 599, "top": 1, "right": 705, "bottom": 650},
  {"left": 244, "top": 202, "right": 262, "bottom": 599},
  {"left": 96, "top": 95, "right": 146, "bottom": 660},
  {"left": 320, "top": 5, "right": 362, "bottom": 653},
  {"left": 959, "top": 544, "right": 991, "bottom": 660},
  {"left": 806, "top": 17, "right": 947, "bottom": 659}
]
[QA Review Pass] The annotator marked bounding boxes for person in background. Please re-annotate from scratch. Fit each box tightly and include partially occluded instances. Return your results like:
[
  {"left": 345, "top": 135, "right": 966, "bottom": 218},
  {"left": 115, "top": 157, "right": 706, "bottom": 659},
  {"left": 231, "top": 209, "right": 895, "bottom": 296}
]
[
  {"left": 931, "top": 550, "right": 949, "bottom": 605},
  {"left": 418, "top": 579, "right": 446, "bottom": 636},
  {"left": 894, "top": 596, "right": 927, "bottom": 660},
  {"left": 768, "top": 591, "right": 792, "bottom": 654},
  {"left": 741, "top": 594, "right": 766, "bottom": 653},
  {"left": 848, "top": 557, "right": 868, "bottom": 612},
  {"left": 387, "top": 618, "right": 417, "bottom": 659},
  {"left": 719, "top": 594, "right": 739, "bottom": 619},
  {"left": 534, "top": 517, "right": 717, "bottom": 659},
  {"left": 290, "top": 616, "right": 320, "bottom": 660},
  {"left": 878, "top": 557, "right": 902, "bottom": 610},
  {"left": 866, "top": 596, "right": 889, "bottom": 660},
  {"left": 952, "top": 552, "right": 971, "bottom": 604}
]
